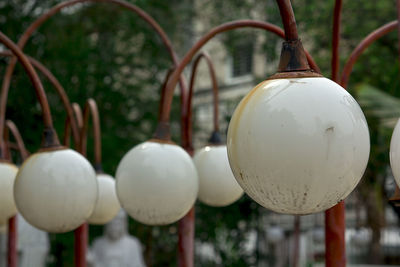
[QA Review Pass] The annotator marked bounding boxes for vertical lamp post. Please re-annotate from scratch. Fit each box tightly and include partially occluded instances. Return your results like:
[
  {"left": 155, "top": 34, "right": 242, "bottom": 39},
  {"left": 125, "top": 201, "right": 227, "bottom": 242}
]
[
  {"left": 189, "top": 52, "right": 244, "bottom": 208},
  {"left": 3, "top": 120, "right": 28, "bottom": 267}
]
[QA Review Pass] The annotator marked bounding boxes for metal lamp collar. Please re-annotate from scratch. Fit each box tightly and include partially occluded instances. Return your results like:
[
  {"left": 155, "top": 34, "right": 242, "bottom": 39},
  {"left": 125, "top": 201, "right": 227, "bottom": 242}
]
[{"left": 269, "top": 39, "right": 322, "bottom": 80}]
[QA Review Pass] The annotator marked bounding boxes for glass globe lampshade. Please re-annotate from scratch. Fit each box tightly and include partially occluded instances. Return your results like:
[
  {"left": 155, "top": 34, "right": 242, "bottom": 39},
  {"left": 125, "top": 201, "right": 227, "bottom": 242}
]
[
  {"left": 87, "top": 173, "right": 121, "bottom": 225},
  {"left": 227, "top": 77, "right": 370, "bottom": 214},
  {"left": 193, "top": 145, "right": 243, "bottom": 207},
  {"left": 0, "top": 162, "right": 18, "bottom": 225},
  {"left": 116, "top": 140, "right": 198, "bottom": 225},
  {"left": 390, "top": 119, "right": 400, "bottom": 186},
  {"left": 14, "top": 148, "right": 98, "bottom": 233}
]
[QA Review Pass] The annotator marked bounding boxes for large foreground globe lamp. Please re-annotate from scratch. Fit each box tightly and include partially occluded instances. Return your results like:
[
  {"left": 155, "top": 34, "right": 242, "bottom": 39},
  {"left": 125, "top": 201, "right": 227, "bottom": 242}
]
[
  {"left": 227, "top": 75, "right": 370, "bottom": 214},
  {"left": 160, "top": 0, "right": 373, "bottom": 265},
  {"left": 164, "top": 0, "right": 370, "bottom": 217},
  {"left": 226, "top": 0, "right": 370, "bottom": 215}
]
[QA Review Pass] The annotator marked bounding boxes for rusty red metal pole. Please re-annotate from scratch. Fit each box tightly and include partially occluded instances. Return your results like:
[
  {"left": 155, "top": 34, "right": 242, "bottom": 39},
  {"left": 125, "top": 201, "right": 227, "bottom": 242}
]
[
  {"left": 4, "top": 120, "right": 28, "bottom": 267},
  {"left": 187, "top": 52, "right": 220, "bottom": 148},
  {"left": 331, "top": 0, "right": 342, "bottom": 82},
  {"left": 178, "top": 207, "right": 195, "bottom": 267},
  {"left": 80, "top": 99, "right": 102, "bottom": 169},
  {"left": 397, "top": 0, "right": 400, "bottom": 67},
  {"left": 64, "top": 103, "right": 88, "bottom": 267},
  {"left": 340, "top": 21, "right": 397, "bottom": 89},
  {"left": 5, "top": 120, "right": 29, "bottom": 160},
  {"left": 4, "top": 123, "right": 17, "bottom": 267},
  {"left": 276, "top": 0, "right": 299, "bottom": 41},
  {"left": 7, "top": 216, "right": 17, "bottom": 267},
  {"left": 325, "top": 202, "right": 346, "bottom": 266},
  {"left": 74, "top": 99, "right": 104, "bottom": 267},
  {"left": 178, "top": 52, "right": 221, "bottom": 267},
  {"left": 325, "top": 1, "right": 346, "bottom": 266},
  {"left": 74, "top": 223, "right": 88, "bottom": 267}
]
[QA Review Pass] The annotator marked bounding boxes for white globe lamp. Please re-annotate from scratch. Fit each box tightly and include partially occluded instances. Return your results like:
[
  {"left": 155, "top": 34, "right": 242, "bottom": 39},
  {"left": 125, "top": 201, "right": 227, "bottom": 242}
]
[
  {"left": 0, "top": 162, "right": 18, "bottom": 225},
  {"left": 116, "top": 140, "right": 198, "bottom": 225},
  {"left": 227, "top": 76, "right": 370, "bottom": 214},
  {"left": 88, "top": 173, "right": 121, "bottom": 225},
  {"left": 14, "top": 148, "right": 98, "bottom": 233},
  {"left": 193, "top": 145, "right": 243, "bottom": 207},
  {"left": 390, "top": 119, "right": 400, "bottom": 186}
]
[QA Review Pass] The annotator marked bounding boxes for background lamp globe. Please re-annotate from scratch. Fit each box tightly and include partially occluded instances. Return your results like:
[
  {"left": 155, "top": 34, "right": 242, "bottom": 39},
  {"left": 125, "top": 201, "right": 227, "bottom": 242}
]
[
  {"left": 14, "top": 148, "right": 98, "bottom": 233},
  {"left": 116, "top": 140, "right": 198, "bottom": 225},
  {"left": 389, "top": 119, "right": 400, "bottom": 186},
  {"left": 0, "top": 162, "right": 18, "bottom": 225},
  {"left": 193, "top": 145, "right": 243, "bottom": 207},
  {"left": 88, "top": 173, "right": 121, "bottom": 225},
  {"left": 227, "top": 77, "right": 370, "bottom": 214}
]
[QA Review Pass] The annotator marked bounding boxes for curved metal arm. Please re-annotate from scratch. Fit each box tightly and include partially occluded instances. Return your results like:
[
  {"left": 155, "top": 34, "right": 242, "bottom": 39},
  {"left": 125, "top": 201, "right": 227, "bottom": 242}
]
[
  {"left": 64, "top": 103, "right": 84, "bottom": 147},
  {"left": 161, "top": 20, "right": 320, "bottom": 126},
  {"left": 331, "top": 0, "right": 343, "bottom": 82},
  {"left": 325, "top": 1, "right": 346, "bottom": 266},
  {"left": 187, "top": 52, "right": 220, "bottom": 148},
  {"left": 0, "top": 51, "right": 80, "bottom": 147},
  {"left": 80, "top": 99, "right": 102, "bottom": 171},
  {"left": 397, "top": 0, "right": 400, "bottom": 67},
  {"left": 340, "top": 20, "right": 398, "bottom": 88},
  {"left": 158, "top": 68, "right": 174, "bottom": 120},
  {"left": 0, "top": 0, "right": 187, "bottom": 145},
  {"left": 276, "top": 0, "right": 299, "bottom": 41},
  {"left": 0, "top": 31, "right": 58, "bottom": 151},
  {"left": 5, "top": 120, "right": 29, "bottom": 161}
]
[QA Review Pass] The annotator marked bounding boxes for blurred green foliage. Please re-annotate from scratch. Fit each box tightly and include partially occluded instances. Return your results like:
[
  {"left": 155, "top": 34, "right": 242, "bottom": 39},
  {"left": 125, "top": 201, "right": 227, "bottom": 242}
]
[{"left": 1, "top": 0, "right": 400, "bottom": 266}]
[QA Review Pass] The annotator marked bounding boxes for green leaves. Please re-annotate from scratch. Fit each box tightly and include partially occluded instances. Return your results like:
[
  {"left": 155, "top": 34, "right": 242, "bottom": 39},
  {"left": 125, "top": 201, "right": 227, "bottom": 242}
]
[{"left": 356, "top": 83, "right": 400, "bottom": 129}]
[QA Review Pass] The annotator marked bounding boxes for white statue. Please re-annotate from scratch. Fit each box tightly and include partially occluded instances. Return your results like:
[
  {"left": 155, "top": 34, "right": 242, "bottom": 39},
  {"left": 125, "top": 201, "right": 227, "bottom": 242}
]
[
  {"left": 0, "top": 225, "right": 6, "bottom": 267},
  {"left": 17, "top": 214, "right": 49, "bottom": 267},
  {"left": 0, "top": 215, "right": 49, "bottom": 267},
  {"left": 87, "top": 210, "right": 146, "bottom": 267}
]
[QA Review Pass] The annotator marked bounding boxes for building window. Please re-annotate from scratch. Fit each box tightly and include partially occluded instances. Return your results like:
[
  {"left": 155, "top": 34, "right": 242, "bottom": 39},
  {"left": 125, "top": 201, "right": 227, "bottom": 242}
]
[{"left": 231, "top": 42, "right": 253, "bottom": 77}]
